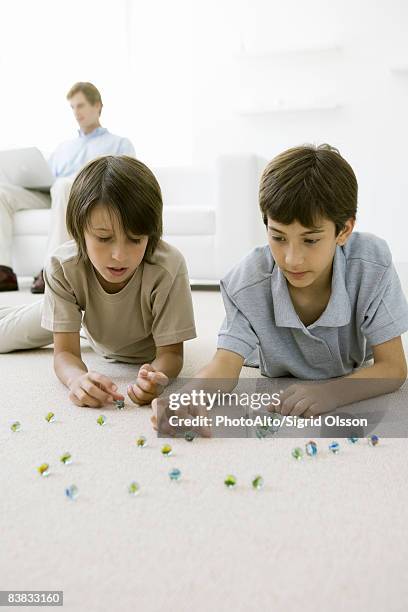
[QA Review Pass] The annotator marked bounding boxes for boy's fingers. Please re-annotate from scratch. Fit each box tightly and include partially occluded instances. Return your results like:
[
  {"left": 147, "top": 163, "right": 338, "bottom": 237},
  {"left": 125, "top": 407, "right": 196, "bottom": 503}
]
[
  {"left": 89, "top": 371, "right": 117, "bottom": 390},
  {"left": 127, "top": 386, "right": 139, "bottom": 405},
  {"left": 135, "top": 377, "right": 156, "bottom": 394},
  {"left": 88, "top": 371, "right": 124, "bottom": 400},
  {"left": 72, "top": 389, "right": 101, "bottom": 408},
  {"left": 128, "top": 384, "right": 154, "bottom": 405},
  {"left": 147, "top": 371, "right": 169, "bottom": 387},
  {"left": 82, "top": 381, "right": 112, "bottom": 403},
  {"left": 138, "top": 363, "right": 154, "bottom": 376}
]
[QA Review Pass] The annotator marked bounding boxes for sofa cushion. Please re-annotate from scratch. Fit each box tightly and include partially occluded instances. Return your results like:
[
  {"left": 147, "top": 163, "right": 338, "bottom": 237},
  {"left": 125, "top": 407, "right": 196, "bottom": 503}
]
[{"left": 13, "top": 206, "right": 216, "bottom": 238}]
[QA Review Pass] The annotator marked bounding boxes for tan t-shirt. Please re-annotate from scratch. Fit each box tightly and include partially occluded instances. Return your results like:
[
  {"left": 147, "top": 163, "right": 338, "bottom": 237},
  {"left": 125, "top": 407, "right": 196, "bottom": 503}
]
[{"left": 41, "top": 240, "right": 197, "bottom": 363}]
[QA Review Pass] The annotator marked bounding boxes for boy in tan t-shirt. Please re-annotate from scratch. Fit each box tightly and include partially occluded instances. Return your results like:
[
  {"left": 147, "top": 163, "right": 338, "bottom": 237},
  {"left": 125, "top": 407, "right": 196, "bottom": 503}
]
[{"left": 0, "top": 156, "right": 196, "bottom": 408}]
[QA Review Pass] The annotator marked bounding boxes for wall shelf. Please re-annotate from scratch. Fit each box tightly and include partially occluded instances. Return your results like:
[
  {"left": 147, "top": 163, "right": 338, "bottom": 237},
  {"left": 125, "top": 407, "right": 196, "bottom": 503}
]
[
  {"left": 234, "top": 44, "right": 343, "bottom": 61},
  {"left": 390, "top": 65, "right": 408, "bottom": 74},
  {"left": 237, "top": 101, "right": 343, "bottom": 115}
]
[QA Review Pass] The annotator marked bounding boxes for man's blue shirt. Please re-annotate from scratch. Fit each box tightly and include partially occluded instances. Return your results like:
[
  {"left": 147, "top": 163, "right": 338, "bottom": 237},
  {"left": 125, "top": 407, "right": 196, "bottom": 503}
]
[{"left": 49, "top": 127, "right": 135, "bottom": 178}]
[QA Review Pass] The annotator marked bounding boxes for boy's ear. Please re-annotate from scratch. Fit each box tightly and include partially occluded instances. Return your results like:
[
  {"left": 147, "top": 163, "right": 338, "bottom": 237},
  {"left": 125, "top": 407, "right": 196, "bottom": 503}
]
[{"left": 336, "top": 218, "right": 355, "bottom": 246}]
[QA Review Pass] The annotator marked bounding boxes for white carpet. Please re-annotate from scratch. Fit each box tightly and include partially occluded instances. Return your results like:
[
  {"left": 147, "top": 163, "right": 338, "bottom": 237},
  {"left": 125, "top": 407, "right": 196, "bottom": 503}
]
[{"left": 0, "top": 285, "right": 407, "bottom": 612}]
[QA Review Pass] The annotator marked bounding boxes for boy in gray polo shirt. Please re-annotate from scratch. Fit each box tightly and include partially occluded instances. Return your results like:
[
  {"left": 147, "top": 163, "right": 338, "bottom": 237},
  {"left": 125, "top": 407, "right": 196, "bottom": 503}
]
[{"left": 152, "top": 144, "right": 408, "bottom": 428}]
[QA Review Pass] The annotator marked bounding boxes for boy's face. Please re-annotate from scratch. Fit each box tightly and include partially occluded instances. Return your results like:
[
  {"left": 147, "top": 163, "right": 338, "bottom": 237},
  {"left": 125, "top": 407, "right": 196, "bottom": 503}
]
[
  {"left": 266, "top": 216, "right": 354, "bottom": 290},
  {"left": 84, "top": 204, "right": 148, "bottom": 292},
  {"left": 69, "top": 92, "right": 101, "bottom": 132}
]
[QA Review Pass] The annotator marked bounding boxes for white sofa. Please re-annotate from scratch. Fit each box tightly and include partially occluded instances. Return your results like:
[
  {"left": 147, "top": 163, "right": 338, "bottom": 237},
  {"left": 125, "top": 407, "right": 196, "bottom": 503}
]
[{"left": 11, "top": 154, "right": 267, "bottom": 283}]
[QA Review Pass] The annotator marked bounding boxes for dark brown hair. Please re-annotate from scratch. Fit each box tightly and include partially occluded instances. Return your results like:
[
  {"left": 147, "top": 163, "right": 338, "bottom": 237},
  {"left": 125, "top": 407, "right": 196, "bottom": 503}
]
[
  {"left": 66, "top": 155, "right": 163, "bottom": 262},
  {"left": 259, "top": 144, "right": 357, "bottom": 236},
  {"left": 66, "top": 82, "right": 103, "bottom": 115}
]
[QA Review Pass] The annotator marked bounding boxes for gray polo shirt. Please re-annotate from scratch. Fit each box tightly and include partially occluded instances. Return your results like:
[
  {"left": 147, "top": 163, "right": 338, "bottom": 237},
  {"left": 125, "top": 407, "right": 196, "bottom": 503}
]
[{"left": 217, "top": 232, "right": 408, "bottom": 379}]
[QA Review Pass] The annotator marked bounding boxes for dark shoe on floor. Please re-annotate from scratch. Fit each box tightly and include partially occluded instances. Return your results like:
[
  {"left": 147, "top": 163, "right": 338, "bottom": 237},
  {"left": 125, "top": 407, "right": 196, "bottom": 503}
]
[
  {"left": 0, "top": 265, "right": 18, "bottom": 291},
  {"left": 31, "top": 269, "right": 45, "bottom": 294}
]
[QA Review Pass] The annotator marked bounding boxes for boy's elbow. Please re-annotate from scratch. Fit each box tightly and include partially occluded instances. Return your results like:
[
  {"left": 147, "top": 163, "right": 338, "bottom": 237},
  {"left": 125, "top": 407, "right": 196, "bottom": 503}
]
[{"left": 388, "top": 361, "right": 407, "bottom": 389}]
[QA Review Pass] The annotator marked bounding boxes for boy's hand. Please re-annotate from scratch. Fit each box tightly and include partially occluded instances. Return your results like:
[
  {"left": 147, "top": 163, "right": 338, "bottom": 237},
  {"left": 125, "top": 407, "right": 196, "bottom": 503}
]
[
  {"left": 274, "top": 382, "right": 338, "bottom": 418},
  {"left": 68, "top": 371, "right": 124, "bottom": 408},
  {"left": 127, "top": 364, "right": 169, "bottom": 406},
  {"left": 151, "top": 394, "right": 212, "bottom": 438}
]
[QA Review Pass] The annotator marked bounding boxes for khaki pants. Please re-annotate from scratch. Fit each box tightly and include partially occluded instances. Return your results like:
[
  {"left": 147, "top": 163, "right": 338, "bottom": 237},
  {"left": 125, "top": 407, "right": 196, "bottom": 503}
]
[
  {"left": 0, "top": 300, "right": 53, "bottom": 352},
  {"left": 0, "top": 177, "right": 73, "bottom": 268}
]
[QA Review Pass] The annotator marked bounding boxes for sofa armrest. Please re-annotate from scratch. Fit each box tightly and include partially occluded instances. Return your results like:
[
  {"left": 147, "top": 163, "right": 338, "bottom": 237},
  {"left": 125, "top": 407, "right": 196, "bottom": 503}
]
[{"left": 214, "top": 154, "right": 267, "bottom": 278}]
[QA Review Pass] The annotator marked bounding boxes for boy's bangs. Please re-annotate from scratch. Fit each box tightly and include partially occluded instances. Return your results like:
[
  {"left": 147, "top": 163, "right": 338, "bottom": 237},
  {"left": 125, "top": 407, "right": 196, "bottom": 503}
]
[
  {"left": 105, "top": 199, "right": 156, "bottom": 238},
  {"left": 270, "top": 193, "right": 327, "bottom": 230}
]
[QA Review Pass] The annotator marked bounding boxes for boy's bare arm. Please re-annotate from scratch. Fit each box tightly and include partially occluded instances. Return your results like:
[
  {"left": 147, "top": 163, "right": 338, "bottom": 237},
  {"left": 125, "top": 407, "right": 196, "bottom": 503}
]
[
  {"left": 151, "top": 349, "right": 245, "bottom": 431},
  {"left": 53, "top": 331, "right": 87, "bottom": 387},
  {"left": 327, "top": 335, "right": 407, "bottom": 405},
  {"left": 150, "top": 343, "right": 184, "bottom": 379},
  {"left": 279, "top": 336, "right": 407, "bottom": 417},
  {"left": 53, "top": 332, "right": 123, "bottom": 407}
]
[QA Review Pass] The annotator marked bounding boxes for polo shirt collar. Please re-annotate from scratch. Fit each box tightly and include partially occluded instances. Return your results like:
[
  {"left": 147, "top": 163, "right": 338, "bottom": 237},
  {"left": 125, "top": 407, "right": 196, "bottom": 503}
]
[
  {"left": 78, "top": 127, "right": 108, "bottom": 139},
  {"left": 271, "top": 245, "right": 351, "bottom": 329}
]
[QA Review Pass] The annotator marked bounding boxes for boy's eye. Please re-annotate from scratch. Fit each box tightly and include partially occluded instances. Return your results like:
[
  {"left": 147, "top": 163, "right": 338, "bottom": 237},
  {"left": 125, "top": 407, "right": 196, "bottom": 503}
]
[
  {"left": 270, "top": 236, "right": 320, "bottom": 245},
  {"left": 96, "top": 236, "right": 142, "bottom": 244}
]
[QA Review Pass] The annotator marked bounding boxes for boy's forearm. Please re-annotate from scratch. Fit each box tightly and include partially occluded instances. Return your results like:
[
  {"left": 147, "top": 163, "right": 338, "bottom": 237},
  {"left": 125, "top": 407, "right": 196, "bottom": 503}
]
[
  {"left": 178, "top": 353, "right": 242, "bottom": 396},
  {"left": 150, "top": 353, "right": 183, "bottom": 379},
  {"left": 54, "top": 351, "right": 88, "bottom": 388},
  {"left": 326, "top": 361, "right": 406, "bottom": 409}
]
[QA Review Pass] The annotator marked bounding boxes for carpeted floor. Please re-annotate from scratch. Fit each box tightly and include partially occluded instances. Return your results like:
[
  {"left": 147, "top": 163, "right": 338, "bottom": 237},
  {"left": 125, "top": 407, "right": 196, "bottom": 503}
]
[{"left": 1, "top": 283, "right": 407, "bottom": 612}]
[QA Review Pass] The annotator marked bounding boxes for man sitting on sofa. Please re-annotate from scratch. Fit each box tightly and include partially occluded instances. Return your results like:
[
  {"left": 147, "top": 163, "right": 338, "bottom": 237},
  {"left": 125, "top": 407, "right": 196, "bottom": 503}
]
[{"left": 0, "top": 81, "right": 135, "bottom": 293}]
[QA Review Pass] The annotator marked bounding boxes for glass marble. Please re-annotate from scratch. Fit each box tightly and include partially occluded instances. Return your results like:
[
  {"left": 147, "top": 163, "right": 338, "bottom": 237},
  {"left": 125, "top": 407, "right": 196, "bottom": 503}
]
[
  {"left": 60, "top": 452, "right": 72, "bottom": 465},
  {"left": 115, "top": 400, "right": 125, "bottom": 410},
  {"left": 347, "top": 437, "right": 359, "bottom": 444},
  {"left": 136, "top": 436, "right": 147, "bottom": 448},
  {"left": 291, "top": 447, "right": 303, "bottom": 460},
  {"left": 169, "top": 468, "right": 182, "bottom": 481},
  {"left": 256, "top": 426, "right": 268, "bottom": 439},
  {"left": 305, "top": 440, "right": 318, "bottom": 457},
  {"left": 367, "top": 434, "right": 379, "bottom": 446},
  {"left": 224, "top": 474, "right": 237, "bottom": 488},
  {"left": 128, "top": 482, "right": 141, "bottom": 496},
  {"left": 10, "top": 421, "right": 21, "bottom": 432},
  {"left": 252, "top": 475, "right": 264, "bottom": 490},
  {"left": 184, "top": 431, "right": 196, "bottom": 442},
  {"left": 329, "top": 441, "right": 340, "bottom": 454},
  {"left": 37, "top": 463, "right": 50, "bottom": 476},
  {"left": 161, "top": 444, "right": 172, "bottom": 456},
  {"left": 97, "top": 415, "right": 106, "bottom": 426},
  {"left": 45, "top": 412, "right": 55, "bottom": 423},
  {"left": 65, "top": 484, "right": 78, "bottom": 500}
]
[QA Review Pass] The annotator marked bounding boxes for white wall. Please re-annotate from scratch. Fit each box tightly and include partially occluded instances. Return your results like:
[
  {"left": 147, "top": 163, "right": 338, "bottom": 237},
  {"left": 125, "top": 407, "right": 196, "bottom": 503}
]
[
  {"left": 0, "top": 0, "right": 193, "bottom": 166},
  {"left": 0, "top": 0, "right": 407, "bottom": 259},
  {"left": 191, "top": 0, "right": 408, "bottom": 261}
]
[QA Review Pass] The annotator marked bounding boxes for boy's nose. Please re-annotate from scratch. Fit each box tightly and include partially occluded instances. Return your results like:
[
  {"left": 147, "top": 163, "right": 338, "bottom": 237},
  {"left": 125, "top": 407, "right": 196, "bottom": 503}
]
[
  {"left": 111, "top": 245, "right": 127, "bottom": 262},
  {"left": 285, "top": 248, "right": 304, "bottom": 268}
]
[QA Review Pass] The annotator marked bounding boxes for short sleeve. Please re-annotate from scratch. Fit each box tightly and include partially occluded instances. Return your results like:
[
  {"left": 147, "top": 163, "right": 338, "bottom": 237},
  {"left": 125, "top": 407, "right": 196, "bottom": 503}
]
[
  {"left": 360, "top": 262, "right": 408, "bottom": 346},
  {"left": 119, "top": 138, "right": 136, "bottom": 157},
  {"left": 217, "top": 281, "right": 259, "bottom": 358},
  {"left": 150, "top": 259, "right": 196, "bottom": 346},
  {"left": 41, "top": 261, "right": 83, "bottom": 332}
]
